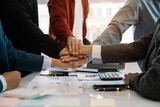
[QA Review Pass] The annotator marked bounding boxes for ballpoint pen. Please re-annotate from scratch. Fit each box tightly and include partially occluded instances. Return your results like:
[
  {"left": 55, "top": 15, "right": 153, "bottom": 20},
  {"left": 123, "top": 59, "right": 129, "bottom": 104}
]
[
  {"left": 86, "top": 75, "right": 98, "bottom": 77},
  {"left": 95, "top": 88, "right": 122, "bottom": 91}
]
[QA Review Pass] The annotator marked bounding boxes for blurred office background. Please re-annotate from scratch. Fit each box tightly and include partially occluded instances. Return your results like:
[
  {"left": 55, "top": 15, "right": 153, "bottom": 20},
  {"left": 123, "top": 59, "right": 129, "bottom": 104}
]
[
  {"left": 38, "top": 0, "right": 133, "bottom": 43},
  {"left": 38, "top": 0, "right": 140, "bottom": 73}
]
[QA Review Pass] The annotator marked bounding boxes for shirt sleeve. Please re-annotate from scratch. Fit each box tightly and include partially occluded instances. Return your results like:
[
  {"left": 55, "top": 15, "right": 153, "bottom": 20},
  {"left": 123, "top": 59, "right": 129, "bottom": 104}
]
[
  {"left": 0, "top": 75, "right": 7, "bottom": 92},
  {"left": 48, "top": 0, "right": 75, "bottom": 45},
  {"left": 92, "top": 45, "right": 101, "bottom": 59},
  {"left": 92, "top": 0, "right": 140, "bottom": 45},
  {"left": 42, "top": 56, "right": 52, "bottom": 70}
]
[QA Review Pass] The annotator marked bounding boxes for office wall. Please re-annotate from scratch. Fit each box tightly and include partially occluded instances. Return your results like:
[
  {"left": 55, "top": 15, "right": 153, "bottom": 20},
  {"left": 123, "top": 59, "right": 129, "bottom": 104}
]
[
  {"left": 38, "top": 0, "right": 127, "bottom": 4},
  {"left": 38, "top": 0, "right": 133, "bottom": 43}
]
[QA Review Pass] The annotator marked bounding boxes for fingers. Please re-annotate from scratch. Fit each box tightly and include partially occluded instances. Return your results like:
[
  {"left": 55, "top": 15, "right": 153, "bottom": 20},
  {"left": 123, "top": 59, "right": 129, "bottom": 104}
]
[
  {"left": 13, "top": 71, "right": 21, "bottom": 77},
  {"left": 78, "top": 40, "right": 82, "bottom": 53},
  {"left": 71, "top": 39, "right": 79, "bottom": 55},
  {"left": 60, "top": 55, "right": 86, "bottom": 62},
  {"left": 56, "top": 56, "right": 87, "bottom": 69},
  {"left": 60, "top": 55, "right": 70, "bottom": 60},
  {"left": 52, "top": 58, "right": 77, "bottom": 69},
  {"left": 67, "top": 36, "right": 83, "bottom": 56},
  {"left": 59, "top": 47, "right": 69, "bottom": 56},
  {"left": 75, "top": 39, "right": 79, "bottom": 55},
  {"left": 124, "top": 73, "right": 139, "bottom": 85},
  {"left": 64, "top": 57, "right": 79, "bottom": 62},
  {"left": 72, "top": 39, "right": 76, "bottom": 54},
  {"left": 67, "top": 36, "right": 74, "bottom": 52},
  {"left": 77, "top": 54, "right": 86, "bottom": 59},
  {"left": 74, "top": 39, "right": 82, "bottom": 55},
  {"left": 68, "top": 41, "right": 72, "bottom": 51},
  {"left": 61, "top": 55, "right": 79, "bottom": 62},
  {"left": 69, "top": 57, "right": 88, "bottom": 67},
  {"left": 124, "top": 74, "right": 129, "bottom": 85},
  {"left": 60, "top": 61, "right": 77, "bottom": 69},
  {"left": 65, "top": 63, "right": 77, "bottom": 69}
]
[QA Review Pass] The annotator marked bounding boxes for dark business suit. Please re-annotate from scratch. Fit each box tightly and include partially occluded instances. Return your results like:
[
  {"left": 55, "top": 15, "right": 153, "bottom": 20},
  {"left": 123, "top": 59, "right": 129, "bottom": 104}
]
[
  {"left": 20, "top": 0, "right": 39, "bottom": 26},
  {"left": 0, "top": 21, "right": 43, "bottom": 92},
  {"left": 129, "top": 19, "right": 160, "bottom": 101},
  {"left": 0, "top": 0, "right": 62, "bottom": 57},
  {"left": 0, "top": 0, "right": 62, "bottom": 76},
  {"left": 101, "top": 19, "right": 160, "bottom": 101}
]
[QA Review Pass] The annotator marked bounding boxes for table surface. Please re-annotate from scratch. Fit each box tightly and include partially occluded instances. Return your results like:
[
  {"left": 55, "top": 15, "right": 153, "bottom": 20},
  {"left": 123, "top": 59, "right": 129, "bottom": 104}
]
[{"left": 1, "top": 63, "right": 160, "bottom": 107}]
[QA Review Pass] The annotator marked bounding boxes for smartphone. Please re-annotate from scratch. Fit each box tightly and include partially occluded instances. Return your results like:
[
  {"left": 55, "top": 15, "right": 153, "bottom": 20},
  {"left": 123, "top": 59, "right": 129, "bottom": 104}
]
[{"left": 93, "top": 84, "right": 131, "bottom": 91}]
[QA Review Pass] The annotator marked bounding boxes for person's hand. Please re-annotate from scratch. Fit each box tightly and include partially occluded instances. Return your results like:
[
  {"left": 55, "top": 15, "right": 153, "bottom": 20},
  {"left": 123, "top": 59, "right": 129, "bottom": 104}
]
[
  {"left": 67, "top": 36, "right": 83, "bottom": 55},
  {"left": 124, "top": 73, "right": 139, "bottom": 85},
  {"left": 80, "top": 45, "right": 92, "bottom": 56},
  {"left": 60, "top": 55, "right": 88, "bottom": 67},
  {"left": 59, "top": 47, "right": 70, "bottom": 57},
  {"left": 59, "top": 45, "right": 93, "bottom": 57},
  {"left": 2, "top": 71, "right": 21, "bottom": 90},
  {"left": 60, "top": 55, "right": 86, "bottom": 62},
  {"left": 51, "top": 58, "right": 77, "bottom": 69}
]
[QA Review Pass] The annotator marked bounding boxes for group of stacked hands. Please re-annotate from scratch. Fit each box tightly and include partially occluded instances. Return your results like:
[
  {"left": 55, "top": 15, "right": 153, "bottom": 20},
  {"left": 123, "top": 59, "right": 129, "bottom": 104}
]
[
  {"left": 59, "top": 40, "right": 90, "bottom": 68},
  {"left": 0, "top": 0, "right": 160, "bottom": 101}
]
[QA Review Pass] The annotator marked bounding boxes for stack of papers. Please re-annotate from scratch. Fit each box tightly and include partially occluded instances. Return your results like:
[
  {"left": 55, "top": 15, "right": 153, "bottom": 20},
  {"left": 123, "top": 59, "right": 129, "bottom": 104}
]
[
  {"left": 27, "top": 76, "right": 83, "bottom": 95},
  {"left": 27, "top": 67, "right": 124, "bottom": 96}
]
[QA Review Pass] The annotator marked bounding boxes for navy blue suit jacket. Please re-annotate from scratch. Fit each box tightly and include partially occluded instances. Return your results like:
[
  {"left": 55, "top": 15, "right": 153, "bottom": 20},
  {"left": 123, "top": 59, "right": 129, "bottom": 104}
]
[{"left": 0, "top": 21, "right": 43, "bottom": 92}]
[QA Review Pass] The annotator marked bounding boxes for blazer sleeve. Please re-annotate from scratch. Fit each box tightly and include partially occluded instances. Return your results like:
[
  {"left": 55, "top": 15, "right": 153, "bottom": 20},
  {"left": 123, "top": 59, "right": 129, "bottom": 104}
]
[
  {"left": 0, "top": 0, "right": 61, "bottom": 58},
  {"left": 92, "top": 0, "right": 140, "bottom": 45},
  {"left": 0, "top": 79, "right": 3, "bottom": 92},
  {"left": 48, "top": 0, "right": 74, "bottom": 42},
  {"left": 129, "top": 55, "right": 160, "bottom": 101},
  {"left": 101, "top": 32, "right": 153, "bottom": 63},
  {"left": 1, "top": 29, "right": 44, "bottom": 72}
]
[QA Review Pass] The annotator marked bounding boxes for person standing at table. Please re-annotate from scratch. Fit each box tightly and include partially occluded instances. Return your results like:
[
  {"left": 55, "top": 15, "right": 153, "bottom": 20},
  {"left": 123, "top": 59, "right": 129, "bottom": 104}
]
[
  {"left": 48, "top": 0, "right": 90, "bottom": 55},
  {"left": 0, "top": 0, "right": 63, "bottom": 77},
  {"left": 0, "top": 20, "right": 79, "bottom": 92},
  {"left": 60, "top": 18, "right": 160, "bottom": 101},
  {"left": 92, "top": 0, "right": 160, "bottom": 72}
]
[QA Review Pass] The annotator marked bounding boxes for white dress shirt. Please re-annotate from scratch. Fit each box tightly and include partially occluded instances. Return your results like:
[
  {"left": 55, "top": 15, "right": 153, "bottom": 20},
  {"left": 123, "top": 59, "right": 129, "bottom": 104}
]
[
  {"left": 0, "top": 56, "right": 52, "bottom": 92},
  {"left": 73, "top": 0, "right": 84, "bottom": 40},
  {"left": 92, "top": 45, "right": 102, "bottom": 59},
  {"left": 0, "top": 75, "right": 7, "bottom": 91}
]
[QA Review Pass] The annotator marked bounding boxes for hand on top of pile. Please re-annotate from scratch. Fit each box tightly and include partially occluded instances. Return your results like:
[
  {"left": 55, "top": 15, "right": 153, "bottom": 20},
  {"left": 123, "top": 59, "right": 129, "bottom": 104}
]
[{"left": 59, "top": 46, "right": 89, "bottom": 67}]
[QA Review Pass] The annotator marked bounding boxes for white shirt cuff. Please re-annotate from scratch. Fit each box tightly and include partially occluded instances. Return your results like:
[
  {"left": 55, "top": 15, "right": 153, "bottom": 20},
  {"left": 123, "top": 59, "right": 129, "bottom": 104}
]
[
  {"left": 0, "top": 75, "right": 7, "bottom": 92},
  {"left": 42, "top": 56, "right": 52, "bottom": 70},
  {"left": 92, "top": 45, "right": 102, "bottom": 59}
]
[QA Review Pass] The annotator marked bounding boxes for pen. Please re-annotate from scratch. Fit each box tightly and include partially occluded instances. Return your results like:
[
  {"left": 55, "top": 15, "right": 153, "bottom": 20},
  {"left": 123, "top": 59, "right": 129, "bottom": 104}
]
[
  {"left": 95, "top": 88, "right": 122, "bottom": 91},
  {"left": 86, "top": 75, "right": 98, "bottom": 77}
]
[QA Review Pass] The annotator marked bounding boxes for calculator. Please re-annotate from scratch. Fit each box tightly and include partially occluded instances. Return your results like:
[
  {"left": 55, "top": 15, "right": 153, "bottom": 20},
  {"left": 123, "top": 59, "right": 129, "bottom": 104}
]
[{"left": 98, "top": 69, "right": 124, "bottom": 80}]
